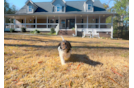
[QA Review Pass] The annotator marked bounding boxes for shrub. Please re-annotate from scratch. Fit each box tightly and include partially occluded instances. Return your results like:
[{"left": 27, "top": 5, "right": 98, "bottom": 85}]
[
  {"left": 72, "top": 27, "right": 75, "bottom": 30},
  {"left": 113, "top": 29, "right": 117, "bottom": 34},
  {"left": 50, "top": 28, "right": 55, "bottom": 34},
  {"left": 10, "top": 28, "right": 15, "bottom": 32},
  {"left": 30, "top": 31, "right": 34, "bottom": 33},
  {"left": 21, "top": 27, "right": 26, "bottom": 32},
  {"left": 33, "top": 29, "right": 40, "bottom": 34}
]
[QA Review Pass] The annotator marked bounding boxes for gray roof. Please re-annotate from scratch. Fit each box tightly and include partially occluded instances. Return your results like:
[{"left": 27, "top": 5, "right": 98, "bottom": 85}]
[
  {"left": 35, "top": 2, "right": 53, "bottom": 12},
  {"left": 5, "top": 11, "right": 116, "bottom": 17},
  {"left": 93, "top": 0, "right": 105, "bottom": 9},
  {"left": 14, "top": 0, "right": 110, "bottom": 15},
  {"left": 16, "top": 5, "right": 27, "bottom": 14},
  {"left": 66, "top": 1, "right": 85, "bottom": 12}
]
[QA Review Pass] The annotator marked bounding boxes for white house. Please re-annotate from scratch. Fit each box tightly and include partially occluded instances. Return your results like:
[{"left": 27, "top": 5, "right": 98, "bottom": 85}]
[{"left": 4, "top": 0, "right": 116, "bottom": 38}]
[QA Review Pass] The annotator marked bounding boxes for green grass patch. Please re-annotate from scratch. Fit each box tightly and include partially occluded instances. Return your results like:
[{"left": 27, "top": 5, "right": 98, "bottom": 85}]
[
  {"left": 121, "top": 52, "right": 129, "bottom": 57},
  {"left": 46, "top": 33, "right": 56, "bottom": 35}
]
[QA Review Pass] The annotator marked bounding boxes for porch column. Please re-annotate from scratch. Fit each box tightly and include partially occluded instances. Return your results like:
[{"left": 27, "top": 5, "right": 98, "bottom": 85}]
[
  {"left": 14, "top": 18, "right": 16, "bottom": 29},
  {"left": 47, "top": 16, "right": 48, "bottom": 28},
  {"left": 87, "top": 15, "right": 88, "bottom": 29},
  {"left": 25, "top": 18, "right": 26, "bottom": 28},
  {"left": 75, "top": 16, "right": 77, "bottom": 36},
  {"left": 99, "top": 15, "right": 100, "bottom": 29},
  {"left": 75, "top": 16, "right": 77, "bottom": 24},
  {"left": 111, "top": 16, "right": 113, "bottom": 39},
  {"left": 58, "top": 16, "right": 60, "bottom": 29},
  {"left": 35, "top": 16, "right": 37, "bottom": 28},
  {"left": 10, "top": 18, "right": 11, "bottom": 29}
]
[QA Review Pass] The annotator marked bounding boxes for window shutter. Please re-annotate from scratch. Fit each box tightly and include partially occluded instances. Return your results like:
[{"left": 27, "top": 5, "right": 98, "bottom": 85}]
[
  {"left": 55, "top": 6, "right": 56, "bottom": 12},
  {"left": 62, "top": 6, "right": 64, "bottom": 12},
  {"left": 53, "top": 6, "right": 54, "bottom": 12}
]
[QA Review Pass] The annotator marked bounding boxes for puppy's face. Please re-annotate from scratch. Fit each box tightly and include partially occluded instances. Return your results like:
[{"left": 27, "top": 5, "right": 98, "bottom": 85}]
[
  {"left": 60, "top": 41, "right": 66, "bottom": 50},
  {"left": 58, "top": 41, "right": 72, "bottom": 52}
]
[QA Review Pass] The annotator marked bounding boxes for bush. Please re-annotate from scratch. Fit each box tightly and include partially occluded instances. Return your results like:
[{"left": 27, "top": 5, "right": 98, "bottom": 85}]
[
  {"left": 10, "top": 28, "right": 15, "bottom": 32},
  {"left": 21, "top": 27, "right": 26, "bottom": 32},
  {"left": 50, "top": 28, "right": 55, "bottom": 34},
  {"left": 30, "top": 31, "right": 34, "bottom": 33},
  {"left": 113, "top": 29, "right": 117, "bottom": 34},
  {"left": 33, "top": 29, "right": 40, "bottom": 34},
  {"left": 72, "top": 27, "right": 75, "bottom": 30}
]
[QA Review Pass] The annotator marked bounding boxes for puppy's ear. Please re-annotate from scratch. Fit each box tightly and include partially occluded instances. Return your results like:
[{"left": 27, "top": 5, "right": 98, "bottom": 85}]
[
  {"left": 58, "top": 42, "right": 61, "bottom": 47},
  {"left": 66, "top": 41, "right": 72, "bottom": 48}
]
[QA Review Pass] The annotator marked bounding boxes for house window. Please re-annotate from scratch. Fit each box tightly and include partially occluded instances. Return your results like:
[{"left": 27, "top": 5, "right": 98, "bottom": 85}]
[
  {"left": 29, "top": 5, "right": 32, "bottom": 12},
  {"left": 87, "top": 4, "right": 92, "bottom": 11},
  {"left": 56, "top": 4, "right": 62, "bottom": 12},
  {"left": 88, "top": 5, "right": 91, "bottom": 10},
  {"left": 56, "top": 20, "right": 58, "bottom": 23},
  {"left": 61, "top": 20, "right": 65, "bottom": 28}
]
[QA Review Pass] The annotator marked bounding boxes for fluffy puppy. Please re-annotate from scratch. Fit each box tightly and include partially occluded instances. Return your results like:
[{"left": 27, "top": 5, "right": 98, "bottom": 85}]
[{"left": 58, "top": 40, "right": 72, "bottom": 65}]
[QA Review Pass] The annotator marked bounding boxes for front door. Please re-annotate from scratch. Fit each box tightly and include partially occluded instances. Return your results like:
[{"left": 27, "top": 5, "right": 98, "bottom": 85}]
[
  {"left": 66, "top": 19, "right": 75, "bottom": 29},
  {"left": 69, "top": 19, "right": 75, "bottom": 29},
  {"left": 61, "top": 20, "right": 66, "bottom": 29}
]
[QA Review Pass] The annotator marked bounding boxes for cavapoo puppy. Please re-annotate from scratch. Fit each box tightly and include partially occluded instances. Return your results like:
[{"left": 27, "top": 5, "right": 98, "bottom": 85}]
[{"left": 58, "top": 36, "right": 72, "bottom": 65}]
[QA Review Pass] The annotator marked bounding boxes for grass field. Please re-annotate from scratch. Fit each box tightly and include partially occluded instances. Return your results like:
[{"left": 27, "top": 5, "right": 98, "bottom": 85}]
[{"left": 4, "top": 34, "right": 129, "bottom": 88}]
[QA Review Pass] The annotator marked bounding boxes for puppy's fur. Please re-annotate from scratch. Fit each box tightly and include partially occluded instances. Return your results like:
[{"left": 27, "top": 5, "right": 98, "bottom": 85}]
[{"left": 58, "top": 40, "right": 72, "bottom": 65}]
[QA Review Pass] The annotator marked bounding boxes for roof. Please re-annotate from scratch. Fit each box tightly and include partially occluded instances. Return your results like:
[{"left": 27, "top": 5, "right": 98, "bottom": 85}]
[
  {"left": 35, "top": 2, "right": 53, "bottom": 12},
  {"left": 52, "top": 0, "right": 66, "bottom": 3},
  {"left": 13, "top": 0, "right": 113, "bottom": 15},
  {"left": 93, "top": 0, "right": 105, "bottom": 10},
  {"left": 5, "top": 11, "right": 116, "bottom": 17},
  {"left": 16, "top": 5, "right": 27, "bottom": 14},
  {"left": 86, "top": 0, "right": 94, "bottom": 2},
  {"left": 66, "top": 1, "right": 85, "bottom": 12}
]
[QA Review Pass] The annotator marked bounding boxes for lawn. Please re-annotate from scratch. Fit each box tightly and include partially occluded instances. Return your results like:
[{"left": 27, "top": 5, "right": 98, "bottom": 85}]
[{"left": 4, "top": 34, "right": 129, "bottom": 88}]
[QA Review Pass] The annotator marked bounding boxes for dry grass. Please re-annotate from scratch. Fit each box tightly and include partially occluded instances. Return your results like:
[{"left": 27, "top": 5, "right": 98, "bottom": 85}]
[{"left": 4, "top": 34, "right": 129, "bottom": 88}]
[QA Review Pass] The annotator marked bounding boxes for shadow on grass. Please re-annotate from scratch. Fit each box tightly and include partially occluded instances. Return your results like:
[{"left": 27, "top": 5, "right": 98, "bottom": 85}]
[
  {"left": 4, "top": 38, "right": 102, "bottom": 44},
  {"left": 4, "top": 44, "right": 129, "bottom": 50},
  {"left": 4, "top": 38, "right": 128, "bottom": 45},
  {"left": 66, "top": 54, "right": 103, "bottom": 66}
]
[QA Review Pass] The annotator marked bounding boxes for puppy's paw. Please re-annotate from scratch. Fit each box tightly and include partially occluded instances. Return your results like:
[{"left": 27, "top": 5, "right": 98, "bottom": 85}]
[{"left": 62, "top": 63, "right": 66, "bottom": 65}]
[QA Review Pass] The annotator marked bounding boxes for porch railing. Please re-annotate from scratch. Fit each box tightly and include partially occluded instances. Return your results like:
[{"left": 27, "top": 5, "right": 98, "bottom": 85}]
[
  {"left": 5, "top": 23, "right": 58, "bottom": 31},
  {"left": 76, "top": 23, "right": 112, "bottom": 32},
  {"left": 4, "top": 23, "right": 113, "bottom": 38},
  {"left": 75, "top": 23, "right": 113, "bottom": 38}
]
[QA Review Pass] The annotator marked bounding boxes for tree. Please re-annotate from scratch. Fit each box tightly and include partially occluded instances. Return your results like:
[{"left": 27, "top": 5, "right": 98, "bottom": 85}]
[
  {"left": 4, "top": 0, "right": 10, "bottom": 14},
  {"left": 114, "top": 0, "right": 129, "bottom": 25},
  {"left": 103, "top": 0, "right": 129, "bottom": 39},
  {"left": 4, "top": 0, "right": 18, "bottom": 23},
  {"left": 11, "top": 5, "right": 17, "bottom": 14},
  {"left": 113, "top": 0, "right": 129, "bottom": 39},
  {"left": 103, "top": 3, "right": 112, "bottom": 24}
]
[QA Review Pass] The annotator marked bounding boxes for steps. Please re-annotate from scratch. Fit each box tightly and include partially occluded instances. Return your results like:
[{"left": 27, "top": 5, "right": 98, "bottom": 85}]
[{"left": 58, "top": 30, "right": 75, "bottom": 35}]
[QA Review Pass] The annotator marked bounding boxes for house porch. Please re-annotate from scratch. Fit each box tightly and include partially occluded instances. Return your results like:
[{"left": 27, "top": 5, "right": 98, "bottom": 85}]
[{"left": 4, "top": 14, "right": 113, "bottom": 38}]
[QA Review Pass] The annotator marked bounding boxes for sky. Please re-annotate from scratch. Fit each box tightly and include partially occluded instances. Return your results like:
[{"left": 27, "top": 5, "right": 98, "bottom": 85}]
[{"left": 7, "top": 0, "right": 114, "bottom": 10}]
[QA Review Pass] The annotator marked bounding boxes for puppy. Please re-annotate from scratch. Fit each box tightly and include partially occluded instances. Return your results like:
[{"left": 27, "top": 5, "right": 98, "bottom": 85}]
[{"left": 58, "top": 36, "right": 72, "bottom": 65}]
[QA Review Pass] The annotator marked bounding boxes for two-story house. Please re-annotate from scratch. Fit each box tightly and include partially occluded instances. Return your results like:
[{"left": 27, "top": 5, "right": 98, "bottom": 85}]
[{"left": 4, "top": 0, "right": 116, "bottom": 38}]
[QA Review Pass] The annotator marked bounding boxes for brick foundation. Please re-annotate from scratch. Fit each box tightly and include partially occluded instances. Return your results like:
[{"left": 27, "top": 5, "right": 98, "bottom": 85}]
[
  {"left": 99, "top": 32, "right": 111, "bottom": 38},
  {"left": 58, "top": 30, "right": 75, "bottom": 35}
]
